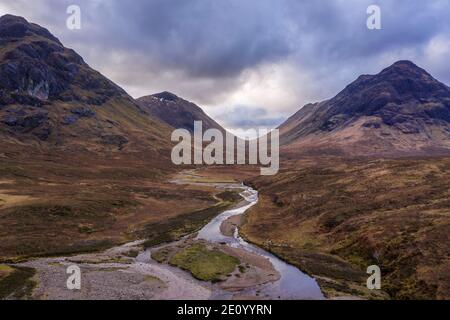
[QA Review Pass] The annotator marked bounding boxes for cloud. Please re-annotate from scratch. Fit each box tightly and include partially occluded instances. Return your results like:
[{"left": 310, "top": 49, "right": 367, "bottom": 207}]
[
  {"left": 213, "top": 105, "right": 286, "bottom": 130},
  {"left": 1, "top": 0, "right": 450, "bottom": 136}
]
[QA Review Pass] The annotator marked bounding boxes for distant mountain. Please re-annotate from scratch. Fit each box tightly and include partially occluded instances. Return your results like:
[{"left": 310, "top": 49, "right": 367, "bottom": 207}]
[
  {"left": 137, "top": 92, "right": 226, "bottom": 133},
  {"left": 279, "top": 61, "right": 450, "bottom": 156},
  {"left": 0, "top": 15, "right": 171, "bottom": 153}
]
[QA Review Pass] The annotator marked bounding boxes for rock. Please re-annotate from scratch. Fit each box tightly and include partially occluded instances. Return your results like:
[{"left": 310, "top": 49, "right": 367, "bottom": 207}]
[
  {"left": 2, "top": 112, "right": 48, "bottom": 131},
  {"left": 0, "top": 14, "right": 61, "bottom": 44},
  {"left": 35, "top": 126, "right": 52, "bottom": 140},
  {"left": 101, "top": 135, "right": 129, "bottom": 149},
  {"left": 62, "top": 115, "right": 78, "bottom": 125},
  {"left": 0, "top": 15, "right": 124, "bottom": 107},
  {"left": 0, "top": 58, "right": 64, "bottom": 101},
  {"left": 152, "top": 91, "right": 179, "bottom": 102},
  {"left": 21, "top": 113, "right": 49, "bottom": 130},
  {"left": 422, "top": 103, "right": 450, "bottom": 122},
  {"left": 395, "top": 123, "right": 421, "bottom": 134},
  {"left": 362, "top": 121, "right": 381, "bottom": 129},
  {"left": 3, "top": 115, "right": 18, "bottom": 126},
  {"left": 320, "top": 115, "right": 348, "bottom": 131},
  {"left": 62, "top": 107, "right": 95, "bottom": 125},
  {"left": 70, "top": 107, "right": 95, "bottom": 117},
  {"left": 10, "top": 93, "right": 44, "bottom": 107},
  {"left": 0, "top": 16, "right": 29, "bottom": 38}
]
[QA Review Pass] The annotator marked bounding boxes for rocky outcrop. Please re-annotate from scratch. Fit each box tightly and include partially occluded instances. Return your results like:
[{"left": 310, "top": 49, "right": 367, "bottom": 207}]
[
  {"left": 61, "top": 107, "right": 96, "bottom": 125},
  {"left": 2, "top": 111, "right": 51, "bottom": 140},
  {"left": 0, "top": 14, "right": 128, "bottom": 107},
  {"left": 0, "top": 15, "right": 61, "bottom": 43}
]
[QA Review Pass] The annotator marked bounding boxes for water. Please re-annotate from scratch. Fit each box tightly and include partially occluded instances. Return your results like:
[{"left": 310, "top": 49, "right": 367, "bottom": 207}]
[{"left": 197, "top": 186, "right": 324, "bottom": 300}]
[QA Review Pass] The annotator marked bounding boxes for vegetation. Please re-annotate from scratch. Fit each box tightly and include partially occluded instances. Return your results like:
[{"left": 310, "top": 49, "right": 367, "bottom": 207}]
[
  {"left": 0, "top": 265, "right": 36, "bottom": 299},
  {"left": 140, "top": 190, "right": 242, "bottom": 248},
  {"left": 241, "top": 157, "right": 450, "bottom": 299},
  {"left": 169, "top": 244, "right": 240, "bottom": 281},
  {"left": 215, "top": 190, "right": 243, "bottom": 203},
  {"left": 0, "top": 156, "right": 225, "bottom": 261},
  {"left": 151, "top": 248, "right": 170, "bottom": 263}
]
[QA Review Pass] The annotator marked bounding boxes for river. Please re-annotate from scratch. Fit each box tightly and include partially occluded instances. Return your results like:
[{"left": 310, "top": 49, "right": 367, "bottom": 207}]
[
  {"left": 197, "top": 185, "right": 324, "bottom": 300},
  {"left": 19, "top": 183, "right": 324, "bottom": 300}
]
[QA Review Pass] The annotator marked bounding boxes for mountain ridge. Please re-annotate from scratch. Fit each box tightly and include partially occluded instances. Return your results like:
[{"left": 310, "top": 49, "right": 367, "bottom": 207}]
[
  {"left": 2, "top": 14, "right": 449, "bottom": 158},
  {"left": 279, "top": 60, "right": 450, "bottom": 156},
  {"left": 0, "top": 14, "right": 172, "bottom": 154}
]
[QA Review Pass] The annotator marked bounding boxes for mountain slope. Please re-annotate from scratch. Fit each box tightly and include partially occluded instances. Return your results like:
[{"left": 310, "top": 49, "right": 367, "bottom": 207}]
[
  {"left": 0, "top": 15, "right": 229, "bottom": 268},
  {"left": 0, "top": 14, "right": 172, "bottom": 153},
  {"left": 280, "top": 61, "right": 450, "bottom": 156},
  {"left": 242, "top": 157, "right": 450, "bottom": 299},
  {"left": 137, "top": 92, "right": 226, "bottom": 133}
]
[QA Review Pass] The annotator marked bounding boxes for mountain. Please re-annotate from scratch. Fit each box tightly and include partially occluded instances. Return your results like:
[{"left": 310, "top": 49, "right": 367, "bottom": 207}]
[
  {"left": 279, "top": 61, "right": 450, "bottom": 156},
  {"left": 137, "top": 92, "right": 226, "bottom": 133},
  {"left": 0, "top": 15, "right": 171, "bottom": 153}
]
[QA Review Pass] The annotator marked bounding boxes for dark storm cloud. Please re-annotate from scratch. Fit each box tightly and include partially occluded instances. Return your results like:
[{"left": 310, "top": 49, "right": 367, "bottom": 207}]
[
  {"left": 1, "top": 0, "right": 450, "bottom": 130},
  {"left": 285, "top": 0, "right": 450, "bottom": 62},
  {"left": 9, "top": 0, "right": 293, "bottom": 78},
  {"left": 121, "top": 0, "right": 293, "bottom": 78}
]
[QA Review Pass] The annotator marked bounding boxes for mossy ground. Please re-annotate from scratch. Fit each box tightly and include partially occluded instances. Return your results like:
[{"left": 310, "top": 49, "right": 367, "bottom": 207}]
[
  {"left": 140, "top": 190, "right": 242, "bottom": 248},
  {"left": 0, "top": 265, "right": 36, "bottom": 299},
  {"left": 169, "top": 244, "right": 240, "bottom": 281}
]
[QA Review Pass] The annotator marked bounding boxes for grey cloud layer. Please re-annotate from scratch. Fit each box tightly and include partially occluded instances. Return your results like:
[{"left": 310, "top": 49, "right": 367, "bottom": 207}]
[{"left": 2, "top": 0, "right": 450, "bottom": 130}]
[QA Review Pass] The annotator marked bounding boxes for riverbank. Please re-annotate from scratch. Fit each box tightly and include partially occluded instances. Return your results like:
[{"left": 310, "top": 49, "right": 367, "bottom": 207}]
[
  {"left": 6, "top": 187, "right": 281, "bottom": 300},
  {"left": 1, "top": 170, "right": 245, "bottom": 300},
  {"left": 17, "top": 240, "right": 212, "bottom": 300},
  {"left": 151, "top": 236, "right": 281, "bottom": 297},
  {"left": 2, "top": 169, "right": 321, "bottom": 300}
]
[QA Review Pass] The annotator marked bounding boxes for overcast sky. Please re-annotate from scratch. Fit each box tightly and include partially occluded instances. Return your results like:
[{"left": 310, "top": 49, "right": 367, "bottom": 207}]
[{"left": 1, "top": 0, "right": 450, "bottom": 135}]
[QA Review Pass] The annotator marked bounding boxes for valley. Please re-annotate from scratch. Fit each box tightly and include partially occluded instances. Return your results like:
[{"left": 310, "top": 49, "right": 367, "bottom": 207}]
[
  {"left": 0, "top": 14, "right": 449, "bottom": 301},
  {"left": 1, "top": 170, "right": 322, "bottom": 300},
  {"left": 1, "top": 153, "right": 449, "bottom": 300}
]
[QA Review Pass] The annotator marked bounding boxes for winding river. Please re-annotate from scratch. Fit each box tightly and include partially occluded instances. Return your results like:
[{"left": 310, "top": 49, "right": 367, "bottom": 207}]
[
  {"left": 197, "top": 185, "right": 324, "bottom": 300},
  {"left": 19, "top": 183, "right": 324, "bottom": 300}
]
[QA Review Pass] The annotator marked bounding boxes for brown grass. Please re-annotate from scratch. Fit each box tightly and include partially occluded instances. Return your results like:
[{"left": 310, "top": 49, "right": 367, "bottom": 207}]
[
  {"left": 240, "top": 157, "right": 450, "bottom": 299},
  {"left": 0, "top": 153, "right": 227, "bottom": 262}
]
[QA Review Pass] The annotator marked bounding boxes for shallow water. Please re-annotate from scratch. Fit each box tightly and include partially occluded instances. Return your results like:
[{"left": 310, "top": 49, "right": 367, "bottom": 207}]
[{"left": 197, "top": 186, "right": 324, "bottom": 300}]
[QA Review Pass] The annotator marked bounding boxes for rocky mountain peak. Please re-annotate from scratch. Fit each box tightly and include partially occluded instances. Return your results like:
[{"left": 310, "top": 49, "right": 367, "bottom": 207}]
[
  {"left": 137, "top": 92, "right": 225, "bottom": 133},
  {"left": 279, "top": 60, "right": 450, "bottom": 155},
  {"left": 151, "top": 91, "right": 179, "bottom": 102},
  {"left": 385, "top": 59, "right": 424, "bottom": 70},
  {"left": 0, "top": 14, "right": 61, "bottom": 44},
  {"left": 323, "top": 60, "right": 450, "bottom": 122},
  {"left": 0, "top": 15, "right": 170, "bottom": 149},
  {"left": 343, "top": 60, "right": 449, "bottom": 102},
  {"left": 0, "top": 15, "right": 129, "bottom": 108}
]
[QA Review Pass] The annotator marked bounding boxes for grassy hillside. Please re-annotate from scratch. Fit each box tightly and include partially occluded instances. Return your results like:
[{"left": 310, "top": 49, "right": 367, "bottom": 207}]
[
  {"left": 0, "top": 153, "right": 228, "bottom": 262},
  {"left": 241, "top": 157, "right": 450, "bottom": 299}
]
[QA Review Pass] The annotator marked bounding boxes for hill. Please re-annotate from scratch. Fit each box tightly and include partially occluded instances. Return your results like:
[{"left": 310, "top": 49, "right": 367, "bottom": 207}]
[{"left": 279, "top": 61, "right": 450, "bottom": 156}]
